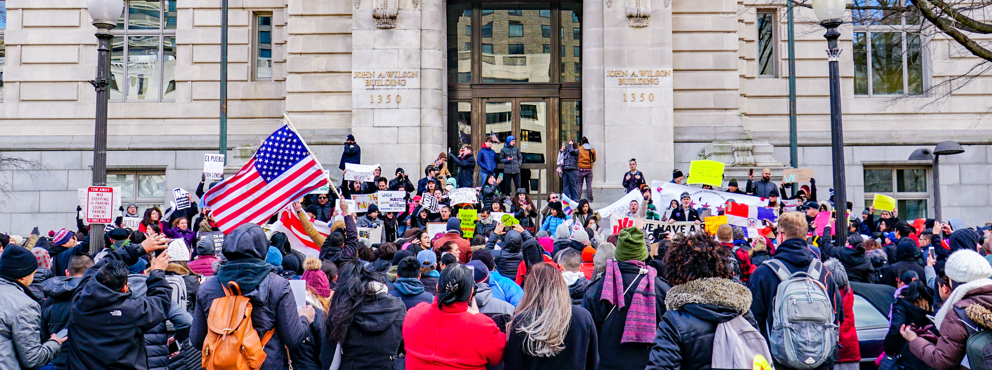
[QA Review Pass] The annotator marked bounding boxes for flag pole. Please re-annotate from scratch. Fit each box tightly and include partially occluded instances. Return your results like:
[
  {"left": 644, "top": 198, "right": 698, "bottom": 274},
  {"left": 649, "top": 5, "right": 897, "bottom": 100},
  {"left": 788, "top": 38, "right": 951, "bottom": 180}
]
[{"left": 283, "top": 114, "right": 339, "bottom": 200}]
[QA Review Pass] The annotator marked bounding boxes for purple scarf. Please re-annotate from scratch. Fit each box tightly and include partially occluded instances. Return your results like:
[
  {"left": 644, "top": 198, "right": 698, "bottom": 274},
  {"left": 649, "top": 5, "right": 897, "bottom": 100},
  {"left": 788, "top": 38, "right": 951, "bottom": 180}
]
[{"left": 601, "top": 259, "right": 657, "bottom": 343}]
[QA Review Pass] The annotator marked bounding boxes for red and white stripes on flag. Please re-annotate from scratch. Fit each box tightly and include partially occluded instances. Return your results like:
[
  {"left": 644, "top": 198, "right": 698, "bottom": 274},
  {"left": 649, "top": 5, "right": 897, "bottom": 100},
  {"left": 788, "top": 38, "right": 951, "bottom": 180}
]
[
  {"left": 203, "top": 125, "right": 329, "bottom": 233},
  {"left": 270, "top": 205, "right": 327, "bottom": 258}
]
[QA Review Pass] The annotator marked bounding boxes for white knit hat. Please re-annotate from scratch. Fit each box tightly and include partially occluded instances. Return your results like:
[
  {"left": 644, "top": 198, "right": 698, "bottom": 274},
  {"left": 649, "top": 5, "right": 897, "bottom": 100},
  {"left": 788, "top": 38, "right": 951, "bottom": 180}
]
[
  {"left": 570, "top": 227, "right": 589, "bottom": 245},
  {"left": 945, "top": 250, "right": 992, "bottom": 283},
  {"left": 167, "top": 239, "right": 190, "bottom": 262}
]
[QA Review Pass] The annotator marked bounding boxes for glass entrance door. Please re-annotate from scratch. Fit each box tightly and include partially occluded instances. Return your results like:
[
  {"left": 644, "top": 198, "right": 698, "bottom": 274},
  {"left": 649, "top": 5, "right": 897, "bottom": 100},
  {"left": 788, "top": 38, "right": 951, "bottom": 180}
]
[{"left": 482, "top": 98, "right": 552, "bottom": 199}]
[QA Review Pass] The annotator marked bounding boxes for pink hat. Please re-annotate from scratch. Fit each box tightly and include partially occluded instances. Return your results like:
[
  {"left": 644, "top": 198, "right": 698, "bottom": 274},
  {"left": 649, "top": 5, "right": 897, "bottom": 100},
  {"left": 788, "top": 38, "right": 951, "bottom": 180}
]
[
  {"left": 302, "top": 257, "right": 331, "bottom": 298},
  {"left": 32, "top": 247, "right": 52, "bottom": 270}
]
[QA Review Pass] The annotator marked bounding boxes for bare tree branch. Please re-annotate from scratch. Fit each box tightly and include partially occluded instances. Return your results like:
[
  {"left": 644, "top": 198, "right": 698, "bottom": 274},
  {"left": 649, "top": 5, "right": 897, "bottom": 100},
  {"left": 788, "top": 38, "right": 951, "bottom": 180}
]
[
  {"left": 0, "top": 154, "right": 41, "bottom": 205},
  {"left": 914, "top": 0, "right": 992, "bottom": 61},
  {"left": 924, "top": 0, "right": 992, "bottom": 33}
]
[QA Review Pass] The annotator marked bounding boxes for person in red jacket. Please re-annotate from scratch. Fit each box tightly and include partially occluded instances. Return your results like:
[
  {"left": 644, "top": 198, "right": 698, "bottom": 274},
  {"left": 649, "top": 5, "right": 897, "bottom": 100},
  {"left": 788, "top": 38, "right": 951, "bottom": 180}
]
[
  {"left": 825, "top": 258, "right": 861, "bottom": 369},
  {"left": 403, "top": 263, "right": 506, "bottom": 370}
]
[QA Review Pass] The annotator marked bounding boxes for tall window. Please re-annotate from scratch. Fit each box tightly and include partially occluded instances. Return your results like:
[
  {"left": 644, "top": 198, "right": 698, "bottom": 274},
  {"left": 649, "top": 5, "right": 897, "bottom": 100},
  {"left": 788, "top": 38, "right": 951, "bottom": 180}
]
[
  {"left": 0, "top": 1, "right": 6, "bottom": 101},
  {"left": 106, "top": 171, "right": 167, "bottom": 214},
  {"left": 112, "top": 0, "right": 177, "bottom": 102},
  {"left": 864, "top": 167, "right": 930, "bottom": 220},
  {"left": 756, "top": 9, "right": 776, "bottom": 77},
  {"left": 852, "top": 0, "right": 923, "bottom": 96},
  {"left": 254, "top": 13, "right": 272, "bottom": 81}
]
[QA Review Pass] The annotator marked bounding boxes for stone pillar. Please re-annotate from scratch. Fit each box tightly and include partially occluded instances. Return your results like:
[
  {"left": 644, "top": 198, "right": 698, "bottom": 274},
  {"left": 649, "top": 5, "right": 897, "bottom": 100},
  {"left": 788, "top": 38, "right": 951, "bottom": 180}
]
[{"left": 420, "top": 0, "right": 447, "bottom": 172}]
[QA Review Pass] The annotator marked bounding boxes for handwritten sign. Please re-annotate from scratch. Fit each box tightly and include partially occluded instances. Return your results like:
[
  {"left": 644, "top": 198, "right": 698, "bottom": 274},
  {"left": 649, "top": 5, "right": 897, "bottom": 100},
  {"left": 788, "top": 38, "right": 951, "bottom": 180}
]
[
  {"left": 704, "top": 215, "right": 728, "bottom": 235},
  {"left": 449, "top": 188, "right": 478, "bottom": 205},
  {"left": 458, "top": 209, "right": 477, "bottom": 239},
  {"left": 687, "top": 160, "right": 725, "bottom": 187},
  {"left": 310, "top": 170, "right": 331, "bottom": 195},
  {"left": 173, "top": 188, "right": 191, "bottom": 210},
  {"left": 873, "top": 194, "right": 896, "bottom": 213},
  {"left": 344, "top": 163, "right": 380, "bottom": 182},
  {"left": 351, "top": 194, "right": 378, "bottom": 213},
  {"left": 376, "top": 191, "right": 406, "bottom": 213},
  {"left": 86, "top": 187, "right": 115, "bottom": 224},
  {"left": 198, "top": 231, "right": 226, "bottom": 257},
  {"left": 783, "top": 168, "right": 814, "bottom": 183},
  {"left": 426, "top": 222, "right": 447, "bottom": 240},
  {"left": 204, "top": 154, "right": 225, "bottom": 180},
  {"left": 122, "top": 217, "right": 141, "bottom": 230},
  {"left": 357, "top": 226, "right": 383, "bottom": 244}
]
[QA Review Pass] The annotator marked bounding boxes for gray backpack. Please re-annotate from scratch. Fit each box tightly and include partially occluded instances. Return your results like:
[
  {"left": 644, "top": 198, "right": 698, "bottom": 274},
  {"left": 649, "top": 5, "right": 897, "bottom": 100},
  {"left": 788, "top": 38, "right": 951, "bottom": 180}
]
[{"left": 764, "top": 259, "right": 837, "bottom": 369}]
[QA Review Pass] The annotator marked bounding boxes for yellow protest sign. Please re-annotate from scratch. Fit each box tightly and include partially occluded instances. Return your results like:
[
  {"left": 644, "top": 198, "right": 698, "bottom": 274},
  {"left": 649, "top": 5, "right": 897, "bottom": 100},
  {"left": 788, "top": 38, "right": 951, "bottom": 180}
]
[
  {"left": 873, "top": 194, "right": 896, "bottom": 213},
  {"left": 458, "top": 209, "right": 478, "bottom": 239},
  {"left": 687, "top": 160, "right": 726, "bottom": 187},
  {"left": 704, "top": 215, "right": 727, "bottom": 235}
]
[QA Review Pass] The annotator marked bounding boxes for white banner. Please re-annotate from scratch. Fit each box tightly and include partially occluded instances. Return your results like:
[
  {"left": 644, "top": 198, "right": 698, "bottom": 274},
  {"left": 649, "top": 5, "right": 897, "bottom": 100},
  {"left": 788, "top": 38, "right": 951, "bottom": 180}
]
[
  {"left": 122, "top": 217, "right": 142, "bottom": 230},
  {"left": 344, "top": 163, "right": 380, "bottom": 182},
  {"left": 650, "top": 181, "right": 767, "bottom": 215},
  {"left": 357, "top": 226, "right": 383, "bottom": 244},
  {"left": 609, "top": 214, "right": 703, "bottom": 241},
  {"left": 448, "top": 188, "right": 478, "bottom": 205},
  {"left": 203, "top": 154, "right": 225, "bottom": 180},
  {"left": 596, "top": 189, "right": 645, "bottom": 219},
  {"left": 376, "top": 191, "right": 406, "bottom": 213}
]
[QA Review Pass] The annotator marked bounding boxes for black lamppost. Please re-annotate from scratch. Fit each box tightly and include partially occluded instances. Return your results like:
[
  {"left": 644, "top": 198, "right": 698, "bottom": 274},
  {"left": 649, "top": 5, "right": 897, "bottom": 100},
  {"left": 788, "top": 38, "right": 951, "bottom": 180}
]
[
  {"left": 86, "top": 0, "right": 124, "bottom": 254},
  {"left": 813, "top": 0, "right": 849, "bottom": 244},
  {"left": 909, "top": 141, "right": 964, "bottom": 221}
]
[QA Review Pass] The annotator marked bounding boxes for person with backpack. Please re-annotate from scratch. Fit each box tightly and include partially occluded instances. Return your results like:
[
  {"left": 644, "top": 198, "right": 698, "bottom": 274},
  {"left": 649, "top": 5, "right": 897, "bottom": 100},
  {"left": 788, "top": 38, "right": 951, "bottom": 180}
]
[
  {"left": 191, "top": 223, "right": 316, "bottom": 370},
  {"left": 748, "top": 212, "right": 842, "bottom": 370},
  {"left": 646, "top": 232, "right": 771, "bottom": 370},
  {"left": 900, "top": 248, "right": 992, "bottom": 369}
]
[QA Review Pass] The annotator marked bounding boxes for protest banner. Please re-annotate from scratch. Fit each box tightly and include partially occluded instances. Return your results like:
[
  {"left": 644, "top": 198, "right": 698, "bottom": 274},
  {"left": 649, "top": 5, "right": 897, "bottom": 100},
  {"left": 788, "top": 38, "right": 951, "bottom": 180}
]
[
  {"left": 873, "top": 193, "right": 896, "bottom": 213},
  {"left": 781, "top": 199, "right": 802, "bottom": 213},
  {"left": 609, "top": 214, "right": 703, "bottom": 240},
  {"left": 421, "top": 194, "right": 441, "bottom": 213},
  {"left": 122, "top": 217, "right": 141, "bottom": 230},
  {"left": 704, "top": 215, "right": 728, "bottom": 235},
  {"left": 596, "top": 189, "right": 644, "bottom": 219},
  {"left": 203, "top": 154, "right": 225, "bottom": 180},
  {"left": 85, "top": 187, "right": 115, "bottom": 224},
  {"left": 449, "top": 188, "right": 478, "bottom": 205},
  {"left": 458, "top": 209, "right": 478, "bottom": 238},
  {"left": 173, "top": 188, "right": 191, "bottom": 210},
  {"left": 651, "top": 181, "right": 767, "bottom": 215},
  {"left": 687, "top": 160, "right": 725, "bottom": 187},
  {"left": 426, "top": 222, "right": 447, "bottom": 239},
  {"left": 351, "top": 193, "right": 378, "bottom": 213},
  {"left": 357, "top": 226, "right": 383, "bottom": 244},
  {"left": 783, "top": 168, "right": 814, "bottom": 183},
  {"left": 376, "top": 191, "right": 406, "bottom": 212},
  {"left": 344, "top": 163, "right": 380, "bottom": 182},
  {"left": 310, "top": 170, "right": 331, "bottom": 195}
]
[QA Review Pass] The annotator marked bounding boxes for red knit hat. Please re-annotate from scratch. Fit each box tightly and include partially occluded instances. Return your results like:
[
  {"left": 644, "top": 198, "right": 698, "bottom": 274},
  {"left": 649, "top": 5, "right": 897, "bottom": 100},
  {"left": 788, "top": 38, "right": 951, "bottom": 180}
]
[
  {"left": 582, "top": 246, "right": 596, "bottom": 263},
  {"left": 302, "top": 257, "right": 331, "bottom": 298}
]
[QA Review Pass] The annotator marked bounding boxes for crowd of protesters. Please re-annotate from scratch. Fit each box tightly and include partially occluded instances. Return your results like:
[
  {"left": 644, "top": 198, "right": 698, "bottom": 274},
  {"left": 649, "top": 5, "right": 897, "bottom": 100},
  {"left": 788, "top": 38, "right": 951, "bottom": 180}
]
[{"left": 2, "top": 134, "right": 992, "bottom": 370}]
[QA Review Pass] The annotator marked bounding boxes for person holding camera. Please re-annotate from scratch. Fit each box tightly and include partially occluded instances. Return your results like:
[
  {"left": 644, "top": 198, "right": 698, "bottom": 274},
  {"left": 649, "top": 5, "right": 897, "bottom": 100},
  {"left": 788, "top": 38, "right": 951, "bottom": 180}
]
[{"left": 390, "top": 168, "right": 416, "bottom": 195}]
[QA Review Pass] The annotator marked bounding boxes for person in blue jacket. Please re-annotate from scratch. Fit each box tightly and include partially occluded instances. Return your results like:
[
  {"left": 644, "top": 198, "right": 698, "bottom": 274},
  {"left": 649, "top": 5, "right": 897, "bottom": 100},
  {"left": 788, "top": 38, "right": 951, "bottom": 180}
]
[{"left": 477, "top": 138, "right": 499, "bottom": 187}]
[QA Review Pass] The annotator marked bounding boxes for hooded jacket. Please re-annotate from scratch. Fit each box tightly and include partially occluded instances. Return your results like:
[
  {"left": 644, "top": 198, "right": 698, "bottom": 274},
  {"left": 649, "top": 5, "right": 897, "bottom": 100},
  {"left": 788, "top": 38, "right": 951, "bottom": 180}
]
[
  {"left": 578, "top": 143, "right": 596, "bottom": 169},
  {"left": 821, "top": 238, "right": 876, "bottom": 283},
  {"left": 499, "top": 137, "right": 522, "bottom": 175},
  {"left": 65, "top": 244, "right": 173, "bottom": 370},
  {"left": 388, "top": 278, "right": 435, "bottom": 310},
  {"left": 320, "top": 214, "right": 361, "bottom": 267},
  {"left": 488, "top": 270, "right": 523, "bottom": 307},
  {"left": 128, "top": 273, "right": 193, "bottom": 370},
  {"left": 191, "top": 224, "right": 310, "bottom": 370},
  {"left": 504, "top": 305, "right": 599, "bottom": 370},
  {"left": 338, "top": 142, "right": 361, "bottom": 170},
  {"left": 41, "top": 276, "right": 84, "bottom": 369},
  {"left": 880, "top": 238, "right": 925, "bottom": 288},
  {"left": 0, "top": 276, "right": 60, "bottom": 370},
  {"left": 319, "top": 293, "right": 406, "bottom": 370},
  {"left": 403, "top": 300, "right": 506, "bottom": 370},
  {"left": 491, "top": 230, "right": 525, "bottom": 279},
  {"left": 646, "top": 278, "right": 756, "bottom": 370},
  {"left": 477, "top": 147, "right": 498, "bottom": 174},
  {"left": 474, "top": 282, "right": 515, "bottom": 333}
]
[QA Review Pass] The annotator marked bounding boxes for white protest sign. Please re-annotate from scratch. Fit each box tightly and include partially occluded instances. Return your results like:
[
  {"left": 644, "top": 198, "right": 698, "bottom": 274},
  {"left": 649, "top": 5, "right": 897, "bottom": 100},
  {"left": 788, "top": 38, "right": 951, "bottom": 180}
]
[
  {"left": 289, "top": 280, "right": 307, "bottom": 309},
  {"left": 85, "top": 187, "right": 115, "bottom": 224},
  {"left": 376, "top": 191, "right": 406, "bottom": 213},
  {"left": 421, "top": 194, "right": 441, "bottom": 213},
  {"left": 426, "top": 222, "right": 447, "bottom": 240},
  {"left": 173, "top": 188, "right": 191, "bottom": 210},
  {"left": 650, "top": 181, "right": 768, "bottom": 215},
  {"left": 310, "top": 170, "right": 331, "bottom": 195},
  {"left": 596, "top": 189, "right": 645, "bottom": 219},
  {"left": 203, "top": 154, "right": 225, "bottom": 180},
  {"left": 448, "top": 188, "right": 478, "bottom": 205},
  {"left": 344, "top": 163, "right": 380, "bottom": 182},
  {"left": 357, "top": 226, "right": 383, "bottom": 244},
  {"left": 351, "top": 194, "right": 378, "bottom": 213},
  {"left": 609, "top": 214, "right": 703, "bottom": 240},
  {"left": 122, "top": 217, "right": 142, "bottom": 230}
]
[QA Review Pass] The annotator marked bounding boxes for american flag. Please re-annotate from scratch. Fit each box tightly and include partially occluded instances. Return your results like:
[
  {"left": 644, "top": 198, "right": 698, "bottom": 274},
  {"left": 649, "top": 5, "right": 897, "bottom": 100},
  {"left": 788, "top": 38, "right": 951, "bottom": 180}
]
[
  {"left": 203, "top": 125, "right": 329, "bottom": 233},
  {"left": 270, "top": 205, "right": 327, "bottom": 257}
]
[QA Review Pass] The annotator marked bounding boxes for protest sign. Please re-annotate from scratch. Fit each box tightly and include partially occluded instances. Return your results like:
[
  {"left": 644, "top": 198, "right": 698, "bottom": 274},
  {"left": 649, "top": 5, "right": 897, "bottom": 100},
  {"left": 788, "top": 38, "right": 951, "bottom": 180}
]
[
  {"left": 781, "top": 199, "right": 802, "bottom": 213},
  {"left": 873, "top": 194, "right": 896, "bottom": 213},
  {"left": 351, "top": 194, "right": 378, "bottom": 213},
  {"left": 198, "top": 231, "right": 226, "bottom": 256},
  {"left": 122, "top": 217, "right": 141, "bottom": 230},
  {"left": 814, "top": 211, "right": 835, "bottom": 236},
  {"left": 500, "top": 214, "right": 520, "bottom": 227},
  {"left": 357, "top": 226, "right": 383, "bottom": 244},
  {"left": 290, "top": 280, "right": 307, "bottom": 309},
  {"left": 203, "top": 154, "right": 225, "bottom": 180},
  {"left": 783, "top": 168, "right": 814, "bottom": 183},
  {"left": 458, "top": 209, "right": 477, "bottom": 238},
  {"left": 421, "top": 194, "right": 441, "bottom": 213},
  {"left": 426, "top": 222, "right": 447, "bottom": 239},
  {"left": 310, "top": 170, "right": 331, "bottom": 195},
  {"left": 687, "top": 160, "right": 725, "bottom": 187},
  {"left": 651, "top": 181, "right": 767, "bottom": 215},
  {"left": 344, "top": 163, "right": 380, "bottom": 182},
  {"left": 704, "top": 215, "right": 728, "bottom": 235},
  {"left": 449, "top": 188, "right": 478, "bottom": 205},
  {"left": 609, "top": 214, "right": 703, "bottom": 240},
  {"left": 173, "top": 188, "right": 191, "bottom": 210},
  {"left": 376, "top": 191, "right": 406, "bottom": 213},
  {"left": 85, "top": 187, "right": 115, "bottom": 224},
  {"left": 596, "top": 189, "right": 644, "bottom": 219},
  {"left": 491, "top": 212, "right": 511, "bottom": 223}
]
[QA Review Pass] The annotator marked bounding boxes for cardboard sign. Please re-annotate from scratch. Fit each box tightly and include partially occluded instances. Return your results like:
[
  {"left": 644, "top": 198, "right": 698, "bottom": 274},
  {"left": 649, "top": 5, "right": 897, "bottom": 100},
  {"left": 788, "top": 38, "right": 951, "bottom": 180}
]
[
  {"left": 421, "top": 194, "right": 441, "bottom": 213},
  {"left": 351, "top": 194, "right": 378, "bottom": 213},
  {"left": 687, "top": 160, "right": 725, "bottom": 187},
  {"left": 458, "top": 209, "right": 477, "bottom": 238},
  {"left": 204, "top": 154, "right": 226, "bottom": 180},
  {"left": 426, "top": 222, "right": 447, "bottom": 240},
  {"left": 376, "top": 191, "right": 407, "bottom": 213},
  {"left": 704, "top": 215, "right": 728, "bottom": 235},
  {"left": 344, "top": 163, "right": 380, "bottom": 182},
  {"left": 814, "top": 211, "right": 835, "bottom": 236},
  {"left": 783, "top": 168, "right": 814, "bottom": 183},
  {"left": 122, "top": 217, "right": 142, "bottom": 230},
  {"left": 85, "top": 187, "right": 115, "bottom": 224},
  {"left": 873, "top": 194, "right": 896, "bottom": 213},
  {"left": 357, "top": 226, "right": 383, "bottom": 244},
  {"left": 173, "top": 188, "right": 191, "bottom": 210},
  {"left": 289, "top": 280, "right": 307, "bottom": 309},
  {"left": 310, "top": 170, "right": 331, "bottom": 195},
  {"left": 449, "top": 188, "right": 478, "bottom": 205}
]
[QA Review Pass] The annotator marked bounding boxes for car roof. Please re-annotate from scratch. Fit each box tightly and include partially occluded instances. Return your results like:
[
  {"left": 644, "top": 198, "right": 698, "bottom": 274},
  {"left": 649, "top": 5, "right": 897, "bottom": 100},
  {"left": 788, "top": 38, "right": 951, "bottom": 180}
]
[{"left": 850, "top": 281, "right": 897, "bottom": 318}]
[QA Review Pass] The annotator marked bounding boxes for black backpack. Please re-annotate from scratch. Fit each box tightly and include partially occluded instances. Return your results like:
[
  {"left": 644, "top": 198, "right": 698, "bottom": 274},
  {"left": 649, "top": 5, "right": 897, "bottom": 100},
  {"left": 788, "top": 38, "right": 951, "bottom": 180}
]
[{"left": 954, "top": 305, "right": 992, "bottom": 370}]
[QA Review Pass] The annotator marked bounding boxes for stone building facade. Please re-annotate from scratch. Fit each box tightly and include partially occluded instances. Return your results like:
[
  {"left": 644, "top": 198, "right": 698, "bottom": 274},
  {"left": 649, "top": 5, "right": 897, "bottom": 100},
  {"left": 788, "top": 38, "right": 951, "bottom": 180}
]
[{"left": 1, "top": 0, "right": 991, "bottom": 232}]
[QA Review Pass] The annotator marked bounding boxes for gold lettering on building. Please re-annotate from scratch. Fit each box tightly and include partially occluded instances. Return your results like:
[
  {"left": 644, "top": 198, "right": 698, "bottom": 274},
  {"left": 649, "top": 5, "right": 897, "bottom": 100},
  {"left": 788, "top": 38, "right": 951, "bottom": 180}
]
[
  {"left": 605, "top": 69, "right": 672, "bottom": 86},
  {"left": 353, "top": 70, "right": 419, "bottom": 89}
]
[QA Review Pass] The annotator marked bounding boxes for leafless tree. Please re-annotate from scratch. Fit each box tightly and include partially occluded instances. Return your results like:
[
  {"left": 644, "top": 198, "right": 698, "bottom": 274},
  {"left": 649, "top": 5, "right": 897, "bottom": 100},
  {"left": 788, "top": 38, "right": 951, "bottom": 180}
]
[{"left": 0, "top": 154, "right": 41, "bottom": 205}]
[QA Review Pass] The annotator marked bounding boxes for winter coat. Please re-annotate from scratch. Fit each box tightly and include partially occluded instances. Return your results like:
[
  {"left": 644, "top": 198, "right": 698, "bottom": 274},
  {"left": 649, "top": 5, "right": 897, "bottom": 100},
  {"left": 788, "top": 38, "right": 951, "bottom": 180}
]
[
  {"left": 0, "top": 277, "right": 60, "bottom": 370},
  {"left": 746, "top": 178, "right": 777, "bottom": 198},
  {"left": 65, "top": 244, "right": 173, "bottom": 370},
  {"left": 389, "top": 176, "right": 416, "bottom": 194},
  {"left": 668, "top": 207, "right": 700, "bottom": 222},
  {"left": 645, "top": 278, "right": 756, "bottom": 370},
  {"left": 491, "top": 230, "right": 526, "bottom": 279},
  {"left": 191, "top": 225, "right": 310, "bottom": 370},
  {"left": 488, "top": 270, "right": 523, "bottom": 307},
  {"left": 389, "top": 278, "right": 435, "bottom": 310},
  {"left": 504, "top": 305, "right": 599, "bottom": 370},
  {"left": 48, "top": 243, "right": 89, "bottom": 277},
  {"left": 188, "top": 255, "right": 219, "bottom": 276},
  {"left": 885, "top": 298, "right": 934, "bottom": 370},
  {"left": 41, "top": 276, "right": 83, "bottom": 369},
  {"left": 562, "top": 146, "right": 579, "bottom": 171},
  {"left": 567, "top": 274, "right": 593, "bottom": 306},
  {"left": 500, "top": 145, "right": 523, "bottom": 175},
  {"left": 747, "top": 238, "right": 843, "bottom": 370},
  {"left": 514, "top": 206, "right": 539, "bottom": 230},
  {"left": 581, "top": 261, "right": 670, "bottom": 370},
  {"left": 403, "top": 300, "right": 506, "bottom": 369},
  {"left": 880, "top": 240, "right": 925, "bottom": 288},
  {"left": 837, "top": 286, "right": 860, "bottom": 363},
  {"left": 163, "top": 227, "right": 196, "bottom": 253},
  {"left": 750, "top": 250, "right": 772, "bottom": 271},
  {"left": 474, "top": 283, "right": 515, "bottom": 333},
  {"left": 578, "top": 144, "right": 596, "bottom": 170},
  {"left": 338, "top": 142, "right": 361, "bottom": 170},
  {"left": 482, "top": 183, "right": 501, "bottom": 209},
  {"left": 288, "top": 300, "right": 325, "bottom": 370},
  {"left": 540, "top": 216, "right": 565, "bottom": 235},
  {"left": 822, "top": 240, "right": 876, "bottom": 283},
  {"left": 30, "top": 267, "right": 53, "bottom": 299},
  {"left": 309, "top": 198, "right": 334, "bottom": 223},
  {"left": 320, "top": 214, "right": 361, "bottom": 267},
  {"left": 452, "top": 153, "right": 476, "bottom": 188},
  {"left": 478, "top": 147, "right": 498, "bottom": 174},
  {"left": 416, "top": 177, "right": 443, "bottom": 195},
  {"left": 318, "top": 293, "right": 406, "bottom": 370},
  {"left": 622, "top": 171, "right": 645, "bottom": 193},
  {"left": 909, "top": 284, "right": 992, "bottom": 370}
]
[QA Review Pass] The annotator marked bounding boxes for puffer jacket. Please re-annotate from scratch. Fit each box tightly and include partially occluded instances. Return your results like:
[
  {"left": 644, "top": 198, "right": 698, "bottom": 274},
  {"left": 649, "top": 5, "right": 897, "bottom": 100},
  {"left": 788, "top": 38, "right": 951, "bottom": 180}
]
[
  {"left": 488, "top": 270, "right": 523, "bottom": 307},
  {"left": 499, "top": 144, "right": 522, "bottom": 175},
  {"left": 909, "top": 284, "right": 992, "bottom": 369},
  {"left": 490, "top": 230, "right": 526, "bottom": 279},
  {"left": 880, "top": 240, "right": 925, "bottom": 288},
  {"left": 318, "top": 292, "right": 406, "bottom": 370},
  {"left": 822, "top": 239, "right": 876, "bottom": 283},
  {"left": 646, "top": 278, "right": 756, "bottom": 370},
  {"left": 562, "top": 146, "right": 579, "bottom": 170},
  {"left": 885, "top": 298, "right": 935, "bottom": 370},
  {"left": 0, "top": 277, "right": 60, "bottom": 370},
  {"left": 41, "top": 276, "right": 84, "bottom": 369},
  {"left": 30, "top": 267, "right": 54, "bottom": 299},
  {"left": 578, "top": 144, "right": 596, "bottom": 169}
]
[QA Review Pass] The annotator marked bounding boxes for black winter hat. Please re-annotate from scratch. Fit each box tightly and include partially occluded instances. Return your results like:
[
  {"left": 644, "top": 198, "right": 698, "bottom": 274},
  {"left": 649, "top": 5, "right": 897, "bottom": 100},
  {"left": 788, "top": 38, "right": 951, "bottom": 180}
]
[
  {"left": 109, "top": 228, "right": 130, "bottom": 241},
  {"left": 305, "top": 205, "right": 320, "bottom": 215},
  {"left": 471, "top": 249, "right": 495, "bottom": 271},
  {"left": 0, "top": 245, "right": 38, "bottom": 280},
  {"left": 392, "top": 250, "right": 414, "bottom": 266},
  {"left": 728, "top": 179, "right": 739, "bottom": 187},
  {"left": 673, "top": 169, "right": 684, "bottom": 180}
]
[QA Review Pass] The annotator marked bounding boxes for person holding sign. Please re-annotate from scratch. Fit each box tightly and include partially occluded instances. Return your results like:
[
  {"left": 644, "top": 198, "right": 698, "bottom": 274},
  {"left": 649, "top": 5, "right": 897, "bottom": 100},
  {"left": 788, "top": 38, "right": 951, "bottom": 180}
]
[{"left": 668, "top": 192, "right": 701, "bottom": 224}]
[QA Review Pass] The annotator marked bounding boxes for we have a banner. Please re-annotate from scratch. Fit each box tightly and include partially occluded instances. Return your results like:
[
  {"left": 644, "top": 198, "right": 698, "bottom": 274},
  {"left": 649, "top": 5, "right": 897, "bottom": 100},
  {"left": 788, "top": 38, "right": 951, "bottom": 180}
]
[{"left": 609, "top": 214, "right": 704, "bottom": 242}]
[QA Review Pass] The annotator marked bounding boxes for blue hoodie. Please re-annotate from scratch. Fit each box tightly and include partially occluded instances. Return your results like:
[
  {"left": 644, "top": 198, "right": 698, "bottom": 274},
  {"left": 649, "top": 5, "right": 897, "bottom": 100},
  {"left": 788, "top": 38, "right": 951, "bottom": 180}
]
[{"left": 488, "top": 270, "right": 523, "bottom": 306}]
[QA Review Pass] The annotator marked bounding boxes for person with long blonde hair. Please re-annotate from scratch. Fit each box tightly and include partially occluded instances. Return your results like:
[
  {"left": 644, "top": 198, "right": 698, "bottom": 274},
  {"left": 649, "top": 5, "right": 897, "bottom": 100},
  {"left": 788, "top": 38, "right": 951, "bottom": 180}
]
[{"left": 504, "top": 263, "right": 599, "bottom": 369}]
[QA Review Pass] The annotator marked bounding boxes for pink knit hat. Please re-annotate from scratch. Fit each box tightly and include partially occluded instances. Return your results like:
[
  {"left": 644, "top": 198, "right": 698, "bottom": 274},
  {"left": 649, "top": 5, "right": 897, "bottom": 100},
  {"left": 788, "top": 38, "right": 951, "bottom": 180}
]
[
  {"left": 32, "top": 247, "right": 52, "bottom": 270},
  {"left": 302, "top": 257, "right": 331, "bottom": 298}
]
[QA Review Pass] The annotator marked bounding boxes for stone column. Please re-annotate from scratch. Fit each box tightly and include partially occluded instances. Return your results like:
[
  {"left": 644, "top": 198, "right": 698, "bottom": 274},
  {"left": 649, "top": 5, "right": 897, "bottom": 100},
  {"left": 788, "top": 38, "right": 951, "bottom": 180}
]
[{"left": 420, "top": 0, "right": 447, "bottom": 172}]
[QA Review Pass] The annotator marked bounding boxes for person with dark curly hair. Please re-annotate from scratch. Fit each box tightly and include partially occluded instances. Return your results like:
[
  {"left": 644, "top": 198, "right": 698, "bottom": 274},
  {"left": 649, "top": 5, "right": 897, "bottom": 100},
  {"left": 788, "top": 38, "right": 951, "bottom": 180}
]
[{"left": 646, "top": 232, "right": 769, "bottom": 370}]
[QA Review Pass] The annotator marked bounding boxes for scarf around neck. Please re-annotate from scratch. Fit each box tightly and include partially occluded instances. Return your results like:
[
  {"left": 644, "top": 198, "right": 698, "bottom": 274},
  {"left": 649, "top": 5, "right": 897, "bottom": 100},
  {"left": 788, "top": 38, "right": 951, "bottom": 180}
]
[{"left": 601, "top": 259, "right": 657, "bottom": 343}]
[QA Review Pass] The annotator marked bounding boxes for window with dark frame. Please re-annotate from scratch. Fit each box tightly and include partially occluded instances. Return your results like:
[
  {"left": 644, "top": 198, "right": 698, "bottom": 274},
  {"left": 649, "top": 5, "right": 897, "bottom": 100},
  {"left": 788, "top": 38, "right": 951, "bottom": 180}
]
[
  {"left": 852, "top": 0, "right": 924, "bottom": 96},
  {"left": 111, "top": 0, "right": 178, "bottom": 102},
  {"left": 756, "top": 9, "right": 776, "bottom": 77},
  {"left": 254, "top": 13, "right": 273, "bottom": 81}
]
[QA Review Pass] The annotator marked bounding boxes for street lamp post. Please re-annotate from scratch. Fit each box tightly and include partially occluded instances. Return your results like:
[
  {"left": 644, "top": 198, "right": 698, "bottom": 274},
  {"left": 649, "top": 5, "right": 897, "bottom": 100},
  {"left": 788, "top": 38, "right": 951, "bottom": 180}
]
[
  {"left": 813, "top": 0, "right": 849, "bottom": 245},
  {"left": 910, "top": 141, "right": 964, "bottom": 221},
  {"left": 86, "top": 0, "right": 125, "bottom": 254}
]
